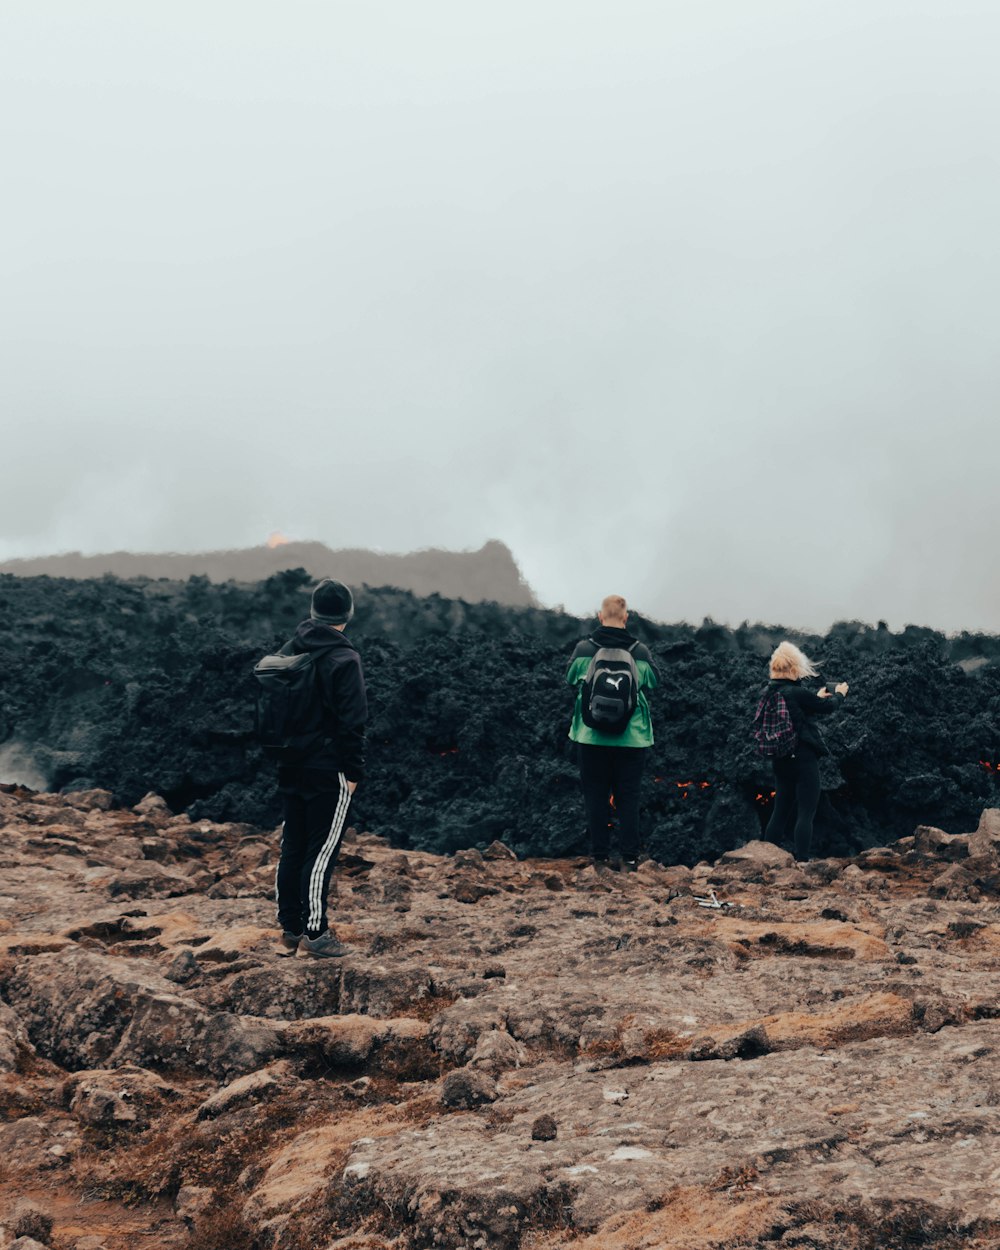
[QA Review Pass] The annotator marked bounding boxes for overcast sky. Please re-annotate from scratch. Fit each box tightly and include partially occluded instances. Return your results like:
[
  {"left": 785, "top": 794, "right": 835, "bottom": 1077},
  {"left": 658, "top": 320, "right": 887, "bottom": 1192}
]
[{"left": 3, "top": 1, "right": 999, "bottom": 632}]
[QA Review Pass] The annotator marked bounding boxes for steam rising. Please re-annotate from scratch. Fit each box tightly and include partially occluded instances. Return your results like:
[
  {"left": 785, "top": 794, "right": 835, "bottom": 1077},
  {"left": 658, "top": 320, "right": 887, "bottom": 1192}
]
[{"left": 0, "top": 743, "right": 49, "bottom": 792}]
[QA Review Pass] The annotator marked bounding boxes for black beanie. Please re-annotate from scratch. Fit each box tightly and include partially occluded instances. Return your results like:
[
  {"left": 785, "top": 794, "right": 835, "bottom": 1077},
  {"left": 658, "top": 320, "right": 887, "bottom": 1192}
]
[{"left": 310, "top": 578, "right": 354, "bottom": 625}]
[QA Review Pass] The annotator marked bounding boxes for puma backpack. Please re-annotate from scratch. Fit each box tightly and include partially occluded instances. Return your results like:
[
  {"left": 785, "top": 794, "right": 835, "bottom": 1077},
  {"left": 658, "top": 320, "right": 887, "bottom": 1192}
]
[{"left": 580, "top": 640, "right": 640, "bottom": 735}]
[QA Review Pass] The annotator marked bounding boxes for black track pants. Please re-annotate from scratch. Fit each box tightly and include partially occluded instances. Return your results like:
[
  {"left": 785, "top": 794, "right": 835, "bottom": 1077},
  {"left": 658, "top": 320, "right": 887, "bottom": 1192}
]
[
  {"left": 276, "top": 775, "right": 352, "bottom": 937},
  {"left": 578, "top": 744, "right": 647, "bottom": 860},
  {"left": 766, "top": 751, "right": 821, "bottom": 861}
]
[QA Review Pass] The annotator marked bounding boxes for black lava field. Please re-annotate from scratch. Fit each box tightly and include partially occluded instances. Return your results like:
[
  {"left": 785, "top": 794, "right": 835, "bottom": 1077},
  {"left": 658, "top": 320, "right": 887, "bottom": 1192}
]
[{"left": 1, "top": 570, "right": 999, "bottom": 864}]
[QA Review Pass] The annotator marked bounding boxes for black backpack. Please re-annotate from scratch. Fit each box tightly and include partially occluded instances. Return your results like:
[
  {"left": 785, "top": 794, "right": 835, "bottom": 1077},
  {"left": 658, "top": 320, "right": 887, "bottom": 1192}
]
[
  {"left": 253, "top": 650, "right": 326, "bottom": 762},
  {"left": 580, "top": 639, "right": 640, "bottom": 735}
]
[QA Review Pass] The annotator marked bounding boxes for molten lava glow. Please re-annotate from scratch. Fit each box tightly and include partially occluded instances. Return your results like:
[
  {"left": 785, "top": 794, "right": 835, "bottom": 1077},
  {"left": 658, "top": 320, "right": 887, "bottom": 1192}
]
[
  {"left": 267, "top": 531, "right": 291, "bottom": 549},
  {"left": 670, "top": 779, "right": 712, "bottom": 800},
  {"left": 981, "top": 760, "right": 1000, "bottom": 774},
  {"left": 754, "top": 790, "right": 777, "bottom": 805}
]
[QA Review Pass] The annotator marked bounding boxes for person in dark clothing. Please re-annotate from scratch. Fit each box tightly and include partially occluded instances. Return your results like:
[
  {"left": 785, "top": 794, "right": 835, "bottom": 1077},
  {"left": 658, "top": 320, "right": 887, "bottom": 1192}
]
[
  {"left": 566, "top": 595, "right": 659, "bottom": 870},
  {"left": 763, "top": 641, "right": 847, "bottom": 861},
  {"left": 275, "top": 578, "right": 367, "bottom": 958}
]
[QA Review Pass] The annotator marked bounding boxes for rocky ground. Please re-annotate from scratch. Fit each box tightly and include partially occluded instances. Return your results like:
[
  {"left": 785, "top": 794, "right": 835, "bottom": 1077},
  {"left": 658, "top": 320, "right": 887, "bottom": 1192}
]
[{"left": 2, "top": 787, "right": 1000, "bottom": 1249}]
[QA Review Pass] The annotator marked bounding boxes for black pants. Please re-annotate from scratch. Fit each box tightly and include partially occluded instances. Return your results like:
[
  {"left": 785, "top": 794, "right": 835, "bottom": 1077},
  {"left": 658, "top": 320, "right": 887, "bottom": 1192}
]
[
  {"left": 766, "top": 750, "right": 821, "bottom": 861},
  {"left": 276, "top": 775, "right": 352, "bottom": 937},
  {"left": 578, "top": 744, "right": 647, "bottom": 860}
]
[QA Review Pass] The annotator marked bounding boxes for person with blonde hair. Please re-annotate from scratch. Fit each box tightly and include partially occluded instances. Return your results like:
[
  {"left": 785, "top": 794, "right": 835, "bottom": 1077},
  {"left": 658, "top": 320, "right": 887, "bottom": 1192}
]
[
  {"left": 760, "top": 641, "right": 848, "bottom": 861},
  {"left": 566, "top": 594, "right": 659, "bottom": 870}
]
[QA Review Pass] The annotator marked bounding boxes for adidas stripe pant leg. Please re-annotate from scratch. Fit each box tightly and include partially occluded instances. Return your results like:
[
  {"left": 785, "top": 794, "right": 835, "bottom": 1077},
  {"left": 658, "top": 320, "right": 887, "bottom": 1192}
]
[{"left": 296, "top": 774, "right": 352, "bottom": 938}]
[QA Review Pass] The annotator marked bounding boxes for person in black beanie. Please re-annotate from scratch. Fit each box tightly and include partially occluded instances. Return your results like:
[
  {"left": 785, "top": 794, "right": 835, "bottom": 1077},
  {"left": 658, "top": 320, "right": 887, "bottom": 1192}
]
[{"left": 274, "top": 578, "right": 367, "bottom": 958}]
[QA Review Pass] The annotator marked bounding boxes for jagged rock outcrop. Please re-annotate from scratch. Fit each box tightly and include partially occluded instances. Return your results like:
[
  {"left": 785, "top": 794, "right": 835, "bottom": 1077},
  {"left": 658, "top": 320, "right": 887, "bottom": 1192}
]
[
  {"left": 0, "top": 538, "right": 535, "bottom": 606},
  {"left": 1, "top": 790, "right": 1000, "bottom": 1247}
]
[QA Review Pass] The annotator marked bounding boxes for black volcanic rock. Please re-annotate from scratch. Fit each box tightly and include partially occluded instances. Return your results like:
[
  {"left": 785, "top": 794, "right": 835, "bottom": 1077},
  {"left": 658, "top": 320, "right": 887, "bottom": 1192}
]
[{"left": 0, "top": 573, "right": 998, "bottom": 863}]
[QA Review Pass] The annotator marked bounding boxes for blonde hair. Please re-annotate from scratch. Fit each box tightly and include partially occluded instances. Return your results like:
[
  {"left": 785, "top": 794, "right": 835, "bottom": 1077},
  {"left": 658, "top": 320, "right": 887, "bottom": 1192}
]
[
  {"left": 600, "top": 594, "right": 628, "bottom": 624},
  {"left": 769, "top": 640, "right": 818, "bottom": 680}
]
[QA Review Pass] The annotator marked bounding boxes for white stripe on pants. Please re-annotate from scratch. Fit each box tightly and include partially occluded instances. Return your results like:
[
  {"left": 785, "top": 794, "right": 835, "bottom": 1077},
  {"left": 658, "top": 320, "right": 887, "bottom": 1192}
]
[{"left": 307, "top": 773, "right": 351, "bottom": 934}]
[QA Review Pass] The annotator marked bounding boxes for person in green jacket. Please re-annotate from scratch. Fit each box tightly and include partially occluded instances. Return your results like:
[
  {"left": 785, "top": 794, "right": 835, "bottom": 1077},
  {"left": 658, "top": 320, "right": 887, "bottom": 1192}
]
[{"left": 566, "top": 594, "right": 658, "bottom": 870}]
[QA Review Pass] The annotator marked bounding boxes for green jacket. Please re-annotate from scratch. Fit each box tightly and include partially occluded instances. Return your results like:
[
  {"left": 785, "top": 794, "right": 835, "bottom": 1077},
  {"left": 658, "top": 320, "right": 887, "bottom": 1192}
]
[{"left": 566, "top": 626, "right": 658, "bottom": 748}]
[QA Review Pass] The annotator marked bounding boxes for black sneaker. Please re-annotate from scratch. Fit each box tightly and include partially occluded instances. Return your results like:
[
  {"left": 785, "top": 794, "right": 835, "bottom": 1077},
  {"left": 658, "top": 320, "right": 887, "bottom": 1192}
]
[
  {"left": 300, "top": 931, "right": 348, "bottom": 959},
  {"left": 278, "top": 931, "right": 302, "bottom": 956}
]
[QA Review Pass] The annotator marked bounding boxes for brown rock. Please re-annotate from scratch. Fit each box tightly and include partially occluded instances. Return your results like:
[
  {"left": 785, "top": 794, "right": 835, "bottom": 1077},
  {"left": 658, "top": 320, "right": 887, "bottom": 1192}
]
[
  {"left": 430, "top": 999, "right": 505, "bottom": 1064},
  {"left": 483, "top": 840, "right": 517, "bottom": 861},
  {"left": 0, "top": 999, "right": 32, "bottom": 1072},
  {"left": 530, "top": 1113, "right": 557, "bottom": 1140},
  {"left": 441, "top": 1066, "right": 498, "bottom": 1108},
  {"left": 133, "top": 792, "right": 172, "bottom": 821},
  {"left": 5, "top": 947, "right": 280, "bottom": 1078},
  {"left": 282, "top": 1013, "right": 430, "bottom": 1069},
  {"left": 710, "top": 916, "right": 890, "bottom": 961},
  {"left": 174, "top": 1185, "right": 215, "bottom": 1224},
  {"left": 64, "top": 1067, "right": 177, "bottom": 1129},
  {"left": 140, "top": 836, "right": 173, "bottom": 861},
  {"left": 917, "top": 999, "right": 964, "bottom": 1033},
  {"left": 452, "top": 848, "right": 485, "bottom": 869},
  {"left": 689, "top": 1024, "right": 770, "bottom": 1061},
  {"left": 195, "top": 1062, "right": 296, "bottom": 1120},
  {"left": 105, "top": 862, "right": 191, "bottom": 899},
  {"left": 929, "top": 862, "right": 973, "bottom": 899},
  {"left": 968, "top": 808, "right": 1000, "bottom": 859},
  {"left": 452, "top": 877, "right": 498, "bottom": 904},
  {"left": 8, "top": 1200, "right": 53, "bottom": 1243},
  {"left": 930, "top": 855, "right": 1000, "bottom": 900},
  {"left": 384, "top": 851, "right": 413, "bottom": 875},
  {"left": 62, "top": 788, "right": 114, "bottom": 811},
  {"left": 0, "top": 1114, "right": 83, "bottom": 1174},
  {"left": 719, "top": 840, "right": 794, "bottom": 869},
  {"left": 913, "top": 825, "right": 970, "bottom": 861},
  {"left": 468, "top": 1027, "right": 527, "bottom": 1074},
  {"left": 660, "top": 864, "right": 694, "bottom": 891}
]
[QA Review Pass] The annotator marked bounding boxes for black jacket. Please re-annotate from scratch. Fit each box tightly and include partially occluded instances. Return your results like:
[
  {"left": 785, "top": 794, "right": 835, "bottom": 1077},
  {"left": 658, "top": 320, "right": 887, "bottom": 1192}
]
[
  {"left": 277, "top": 620, "right": 367, "bottom": 786},
  {"left": 767, "top": 678, "right": 843, "bottom": 757},
  {"left": 568, "top": 625, "right": 658, "bottom": 672}
]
